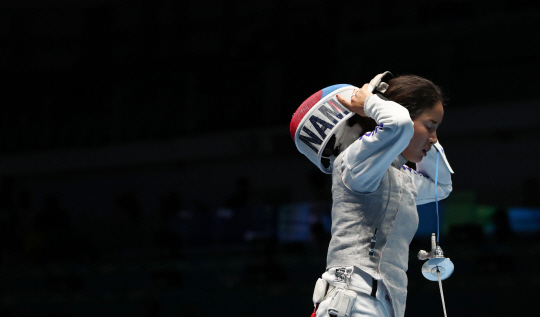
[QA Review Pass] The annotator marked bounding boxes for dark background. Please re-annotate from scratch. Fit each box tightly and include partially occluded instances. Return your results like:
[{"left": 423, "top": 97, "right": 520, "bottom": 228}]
[{"left": 1, "top": 1, "right": 540, "bottom": 316}]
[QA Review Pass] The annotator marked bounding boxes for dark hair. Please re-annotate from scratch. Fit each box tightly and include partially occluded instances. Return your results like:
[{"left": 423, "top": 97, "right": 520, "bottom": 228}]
[{"left": 383, "top": 75, "right": 445, "bottom": 119}]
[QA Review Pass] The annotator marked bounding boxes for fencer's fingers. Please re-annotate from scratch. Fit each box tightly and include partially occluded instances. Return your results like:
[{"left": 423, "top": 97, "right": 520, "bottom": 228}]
[
  {"left": 360, "top": 83, "right": 374, "bottom": 99},
  {"left": 361, "top": 83, "right": 370, "bottom": 92},
  {"left": 336, "top": 94, "right": 352, "bottom": 109},
  {"left": 351, "top": 88, "right": 359, "bottom": 100}
]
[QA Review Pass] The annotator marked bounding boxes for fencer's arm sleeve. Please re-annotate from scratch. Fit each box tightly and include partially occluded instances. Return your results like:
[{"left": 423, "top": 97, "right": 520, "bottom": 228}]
[
  {"left": 342, "top": 94, "right": 414, "bottom": 193},
  {"left": 410, "top": 141, "right": 454, "bottom": 205}
]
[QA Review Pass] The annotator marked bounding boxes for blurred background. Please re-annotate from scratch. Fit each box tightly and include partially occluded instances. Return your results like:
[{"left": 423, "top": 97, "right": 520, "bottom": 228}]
[{"left": 1, "top": 0, "right": 540, "bottom": 316}]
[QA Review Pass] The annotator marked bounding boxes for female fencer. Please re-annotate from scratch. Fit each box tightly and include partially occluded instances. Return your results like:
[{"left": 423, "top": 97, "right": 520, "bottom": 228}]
[{"left": 290, "top": 72, "right": 453, "bottom": 317}]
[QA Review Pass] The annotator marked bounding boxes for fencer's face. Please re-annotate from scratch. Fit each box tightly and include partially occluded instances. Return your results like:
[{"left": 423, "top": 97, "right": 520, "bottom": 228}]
[{"left": 402, "top": 102, "right": 444, "bottom": 163}]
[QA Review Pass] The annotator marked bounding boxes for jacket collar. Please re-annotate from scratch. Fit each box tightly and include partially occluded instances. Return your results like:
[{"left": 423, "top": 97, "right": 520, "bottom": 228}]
[{"left": 392, "top": 154, "right": 408, "bottom": 168}]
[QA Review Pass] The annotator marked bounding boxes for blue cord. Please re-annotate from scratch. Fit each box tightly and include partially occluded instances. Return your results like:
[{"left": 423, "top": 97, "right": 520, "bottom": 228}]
[{"left": 435, "top": 151, "right": 440, "bottom": 243}]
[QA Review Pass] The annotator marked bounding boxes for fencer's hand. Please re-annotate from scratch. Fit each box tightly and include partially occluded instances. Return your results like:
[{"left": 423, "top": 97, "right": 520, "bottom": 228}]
[{"left": 336, "top": 84, "right": 373, "bottom": 117}]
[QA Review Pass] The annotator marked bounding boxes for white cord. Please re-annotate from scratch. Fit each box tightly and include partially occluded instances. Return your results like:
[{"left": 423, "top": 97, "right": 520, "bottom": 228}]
[{"left": 437, "top": 268, "right": 448, "bottom": 317}]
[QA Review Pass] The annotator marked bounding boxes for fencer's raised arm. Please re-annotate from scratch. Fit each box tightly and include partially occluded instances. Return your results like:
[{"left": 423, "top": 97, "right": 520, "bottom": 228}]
[
  {"left": 404, "top": 141, "right": 453, "bottom": 205},
  {"left": 341, "top": 94, "right": 414, "bottom": 193}
]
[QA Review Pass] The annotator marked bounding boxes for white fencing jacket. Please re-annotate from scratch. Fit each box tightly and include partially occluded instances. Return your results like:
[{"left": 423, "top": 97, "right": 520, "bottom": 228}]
[{"left": 326, "top": 94, "right": 453, "bottom": 317}]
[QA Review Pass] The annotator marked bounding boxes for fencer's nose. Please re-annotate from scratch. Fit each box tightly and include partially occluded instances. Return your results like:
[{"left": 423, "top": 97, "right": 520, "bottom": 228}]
[{"left": 429, "top": 133, "right": 437, "bottom": 145}]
